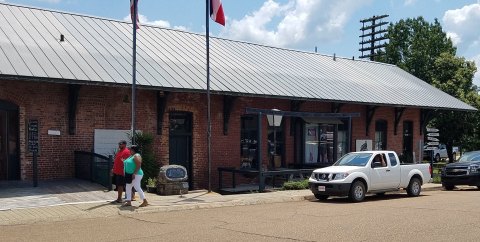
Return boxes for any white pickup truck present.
[308,151,432,202]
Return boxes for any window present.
[240,116,258,169]
[375,120,387,150]
[388,153,398,166]
[267,120,284,168]
[337,121,348,159]
[304,123,335,164]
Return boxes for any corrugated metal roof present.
[0,3,475,111]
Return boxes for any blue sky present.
[2,0,480,85]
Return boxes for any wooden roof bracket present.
[394,107,406,135]
[365,105,377,136]
[223,95,237,135]
[157,91,169,135]
[68,84,81,135]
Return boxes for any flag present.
[210,0,225,26]
[130,0,140,29]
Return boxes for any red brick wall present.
[1,79,424,189]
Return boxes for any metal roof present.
[0,3,475,111]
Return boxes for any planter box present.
[146,186,157,193]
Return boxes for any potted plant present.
[146,177,157,193]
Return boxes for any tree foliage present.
[377,17,479,162]
[132,132,159,187]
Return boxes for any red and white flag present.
[130,0,140,29]
[210,0,225,26]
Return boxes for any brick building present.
[0,3,475,190]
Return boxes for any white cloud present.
[404,0,416,6]
[443,4,480,50]
[443,3,480,86]
[123,14,187,31]
[220,0,371,49]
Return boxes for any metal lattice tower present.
[359,15,389,61]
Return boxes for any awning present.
[302,117,344,125]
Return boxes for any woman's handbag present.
[125,173,133,184]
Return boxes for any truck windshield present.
[333,153,372,167]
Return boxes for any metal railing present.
[74,151,113,190]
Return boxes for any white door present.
[383,153,401,188]
[369,153,396,190]
[369,166,389,190]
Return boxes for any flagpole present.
[131,0,138,145]
[206,0,212,193]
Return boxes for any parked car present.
[308,151,432,202]
[441,150,480,190]
[424,144,459,162]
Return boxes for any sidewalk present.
[0,181,443,226]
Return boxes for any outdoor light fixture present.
[267,109,283,160]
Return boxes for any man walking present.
[111,140,131,203]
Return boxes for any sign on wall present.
[28,119,39,153]
[356,139,372,152]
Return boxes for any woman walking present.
[123,145,148,207]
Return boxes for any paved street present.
[1,187,479,242]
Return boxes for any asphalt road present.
[1,188,479,242]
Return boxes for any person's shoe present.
[139,200,149,207]
[110,199,122,204]
[122,202,132,207]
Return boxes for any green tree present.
[378,17,456,84]
[377,17,478,162]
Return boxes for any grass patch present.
[282,179,309,190]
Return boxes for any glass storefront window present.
[267,120,284,168]
[240,116,258,169]
[375,120,387,150]
[304,123,335,164]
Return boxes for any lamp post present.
[267,109,283,167]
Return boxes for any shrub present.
[283,179,309,190]
[132,132,159,188]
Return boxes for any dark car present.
[441,151,480,190]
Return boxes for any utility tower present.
[359,15,389,61]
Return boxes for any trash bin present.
[157,165,188,195]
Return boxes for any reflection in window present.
[337,122,348,159]
[375,120,387,150]
[305,124,334,164]
[240,116,258,169]
[267,120,284,168]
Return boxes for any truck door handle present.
[386,169,391,172]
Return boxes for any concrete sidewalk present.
[0,182,443,226]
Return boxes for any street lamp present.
[267,109,283,167]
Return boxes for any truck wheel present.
[314,194,329,200]
[349,181,365,202]
[407,177,421,196]
[435,154,440,163]
[444,184,455,190]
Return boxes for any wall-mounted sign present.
[427,142,439,146]
[356,140,372,151]
[426,127,439,132]
[28,120,39,153]
[427,137,439,142]
[47,130,61,136]
[426,133,440,137]
[424,146,437,151]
